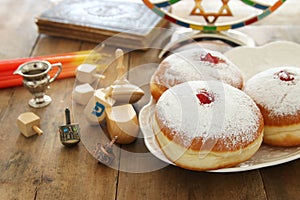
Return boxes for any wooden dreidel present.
[76,64,105,84]
[92,87,116,123]
[94,136,118,165]
[109,49,144,104]
[110,84,145,104]
[83,97,100,125]
[73,83,94,105]
[105,104,139,144]
[114,48,127,85]
[17,112,43,137]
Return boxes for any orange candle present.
[0,50,91,72]
[0,49,110,89]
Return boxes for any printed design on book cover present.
[39,0,163,35]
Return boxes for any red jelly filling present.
[196,90,214,105]
[201,53,225,64]
[274,70,294,81]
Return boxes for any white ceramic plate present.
[140,98,300,172]
[139,41,300,172]
[224,40,300,80]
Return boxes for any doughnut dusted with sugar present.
[150,48,244,101]
[244,66,300,147]
[154,81,264,171]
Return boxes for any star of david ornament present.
[190,0,233,24]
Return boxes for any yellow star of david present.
[190,0,233,24]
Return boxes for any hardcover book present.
[36,0,169,49]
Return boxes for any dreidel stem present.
[32,125,43,135]
[65,108,71,125]
[104,86,113,99]
[115,49,125,80]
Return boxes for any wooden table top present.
[1,1,300,199]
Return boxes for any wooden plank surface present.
[261,161,300,200]
[1,0,300,200]
[0,1,118,199]
[0,38,119,200]
[0,0,51,59]
[117,167,266,200]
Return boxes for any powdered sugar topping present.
[154,49,243,89]
[244,66,300,116]
[155,81,261,150]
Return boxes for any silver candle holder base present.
[29,95,52,108]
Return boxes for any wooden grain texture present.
[0,56,118,200]
[0,1,48,199]
[0,0,51,59]
[117,167,267,200]
[0,1,118,199]
[261,160,300,200]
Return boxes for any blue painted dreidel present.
[84,97,104,125]
[93,87,116,120]
[83,86,116,125]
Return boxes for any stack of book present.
[36,0,169,49]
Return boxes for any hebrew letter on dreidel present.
[92,87,116,122]
[84,97,106,125]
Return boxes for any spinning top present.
[92,87,116,123]
[76,64,105,84]
[105,49,144,104]
[58,108,80,147]
[17,112,43,137]
[73,83,94,105]
[115,48,126,83]
[94,136,118,165]
[105,104,139,144]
